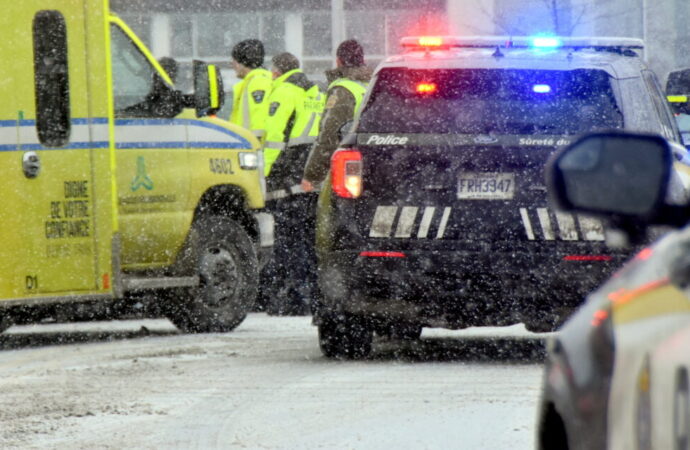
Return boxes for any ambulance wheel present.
[168,216,258,333]
[0,315,13,334]
[318,314,373,359]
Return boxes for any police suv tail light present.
[331,149,362,198]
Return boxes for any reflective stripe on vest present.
[266,183,310,201]
[236,69,271,131]
[264,141,286,151]
[327,78,367,116]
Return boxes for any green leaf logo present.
[130,156,154,191]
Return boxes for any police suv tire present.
[169,216,258,333]
[378,323,422,341]
[318,315,373,359]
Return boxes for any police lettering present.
[366,135,409,145]
[518,137,555,146]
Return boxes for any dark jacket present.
[302,65,373,184]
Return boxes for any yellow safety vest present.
[229,67,272,139]
[263,70,325,175]
[328,78,368,116]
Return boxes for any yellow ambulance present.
[0,0,270,333]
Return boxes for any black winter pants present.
[265,192,318,314]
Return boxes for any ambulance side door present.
[0,5,115,299]
[109,22,191,268]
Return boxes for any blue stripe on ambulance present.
[0,118,252,151]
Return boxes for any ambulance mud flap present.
[253,212,274,269]
[111,232,124,298]
[254,212,275,248]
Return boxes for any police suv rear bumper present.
[317,249,620,328]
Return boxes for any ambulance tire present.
[168,216,258,333]
[0,315,12,334]
[318,314,373,359]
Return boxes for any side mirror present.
[337,120,354,142]
[547,131,674,224]
[193,61,224,118]
[666,68,690,114]
[667,95,690,115]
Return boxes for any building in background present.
[449,0,690,83]
[112,0,690,93]
[111,0,445,92]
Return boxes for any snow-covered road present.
[0,314,545,449]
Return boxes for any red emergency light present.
[401,36,453,51]
[418,36,444,47]
[562,255,612,262]
[416,82,437,94]
[360,251,406,258]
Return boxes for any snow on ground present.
[0,314,545,449]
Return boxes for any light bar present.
[533,84,552,93]
[400,35,644,51]
[530,36,562,48]
[418,36,444,47]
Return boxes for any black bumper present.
[317,249,620,328]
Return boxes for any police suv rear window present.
[358,68,623,135]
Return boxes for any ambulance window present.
[110,24,157,113]
[33,11,70,147]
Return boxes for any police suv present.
[314,35,683,358]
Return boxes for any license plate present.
[457,172,515,200]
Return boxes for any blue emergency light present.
[530,36,562,49]
[533,84,552,93]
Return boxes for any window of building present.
[262,13,286,56]
[33,10,70,147]
[189,13,285,60]
[345,11,386,56]
[170,15,194,58]
[119,14,152,48]
[303,12,331,57]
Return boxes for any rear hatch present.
[342,67,624,255]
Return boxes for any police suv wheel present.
[168,216,258,333]
[318,315,373,359]
[378,323,422,341]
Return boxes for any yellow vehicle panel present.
[0,0,116,300]
[109,18,263,269]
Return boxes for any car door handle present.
[22,151,41,179]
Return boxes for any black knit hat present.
[336,39,364,67]
[232,39,265,69]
